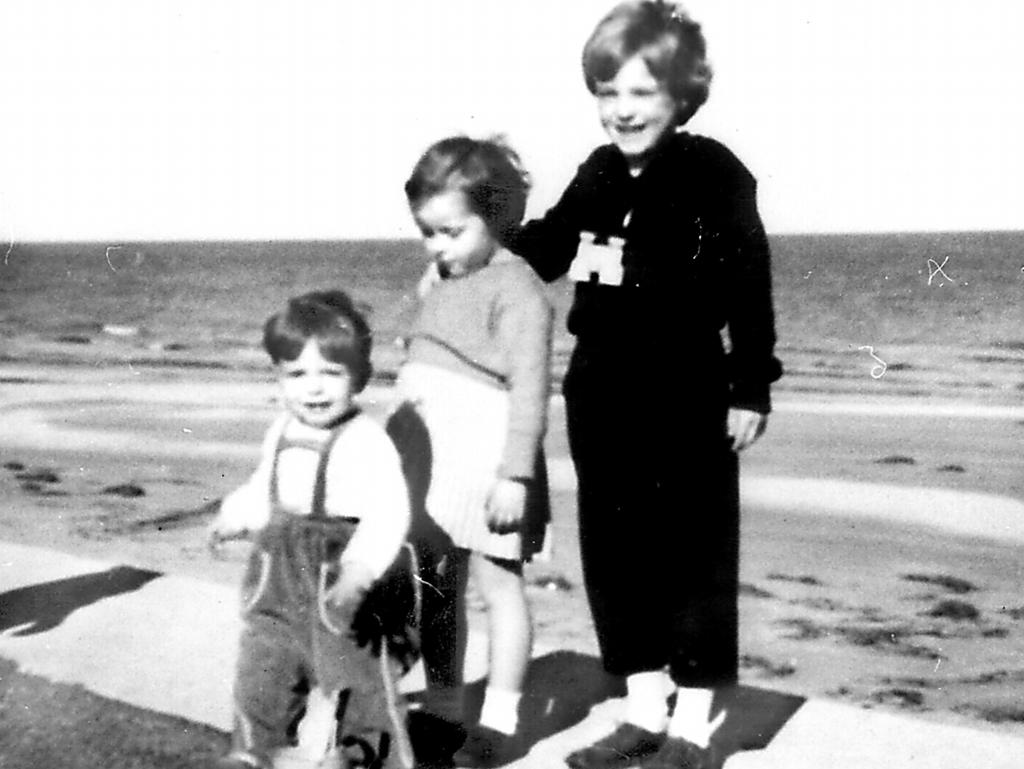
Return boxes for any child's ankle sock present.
[667,687,723,748]
[478,686,522,735]
[624,670,670,733]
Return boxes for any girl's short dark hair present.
[582,1,712,125]
[262,290,373,391]
[404,136,530,243]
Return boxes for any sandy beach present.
[2,350,1023,744]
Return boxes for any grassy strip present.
[0,657,228,769]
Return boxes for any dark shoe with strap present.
[565,723,666,769]
[451,723,527,768]
[638,736,721,769]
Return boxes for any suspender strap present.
[268,409,361,518]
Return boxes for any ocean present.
[2,232,1023,401]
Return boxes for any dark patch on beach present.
[875,454,917,465]
[15,469,60,484]
[902,573,977,594]
[993,339,1024,352]
[775,617,828,641]
[120,498,221,533]
[54,334,93,345]
[777,616,944,659]
[101,483,146,498]
[869,687,925,709]
[739,654,796,679]
[161,342,190,351]
[885,362,912,372]
[766,573,823,586]
[836,625,943,659]
[970,353,1024,365]
[924,599,980,622]
[739,582,775,599]
[952,670,1024,686]
[0,376,45,384]
[998,606,1024,620]
[880,676,935,689]
[935,463,966,473]
[20,482,69,497]
[955,704,1024,724]
[3,461,27,471]
[982,626,1010,638]
[116,356,235,371]
[790,596,849,612]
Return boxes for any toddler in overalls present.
[208,290,419,769]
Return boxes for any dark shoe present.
[638,736,720,769]
[565,723,666,769]
[452,723,527,768]
[409,709,466,767]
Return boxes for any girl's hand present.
[485,478,527,533]
[325,562,376,612]
[417,261,442,297]
[728,408,768,452]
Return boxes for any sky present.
[1,0,1023,242]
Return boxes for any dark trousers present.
[565,360,740,689]
[230,516,415,769]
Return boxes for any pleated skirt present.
[393,362,547,561]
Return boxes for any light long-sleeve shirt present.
[218,411,410,580]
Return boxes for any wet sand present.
[2,360,1024,738]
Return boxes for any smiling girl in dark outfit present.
[508,3,782,768]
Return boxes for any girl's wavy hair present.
[582,1,713,126]
[262,290,373,392]
[404,136,530,244]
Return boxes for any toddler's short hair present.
[404,136,530,243]
[262,290,373,391]
[582,1,712,125]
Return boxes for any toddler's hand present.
[325,562,376,613]
[485,478,527,534]
[206,517,247,557]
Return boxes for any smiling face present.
[595,53,680,173]
[412,190,500,279]
[277,339,355,429]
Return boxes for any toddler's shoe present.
[565,723,665,769]
[451,723,527,768]
[637,736,721,769]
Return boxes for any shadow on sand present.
[410,650,804,764]
[0,566,162,636]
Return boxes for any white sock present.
[624,670,670,733]
[667,687,725,748]
[478,686,522,735]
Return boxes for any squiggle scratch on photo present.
[859,345,887,379]
[927,256,956,286]
[106,245,122,272]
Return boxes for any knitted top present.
[509,131,782,413]
[217,411,410,580]
[405,250,553,479]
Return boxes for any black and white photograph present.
[1,1,1022,767]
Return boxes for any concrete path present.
[3,540,1023,768]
